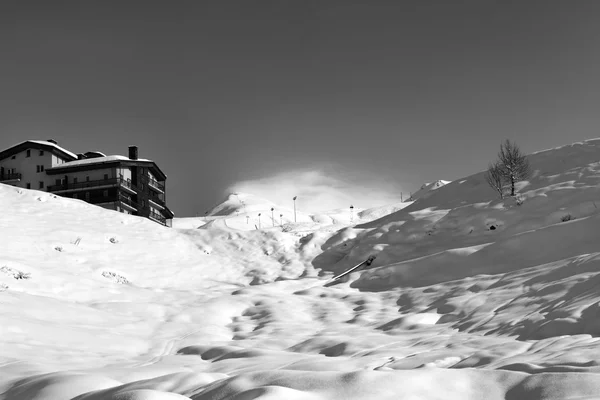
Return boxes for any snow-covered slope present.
[174,192,412,231]
[174,192,313,231]
[317,138,600,337]
[3,139,600,400]
[206,193,280,217]
[408,179,451,201]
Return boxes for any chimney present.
[128,146,138,160]
[47,139,58,144]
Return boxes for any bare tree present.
[485,161,506,199]
[497,139,531,196]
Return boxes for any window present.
[141,200,145,208]
[103,190,108,197]
[11,155,15,159]
[39,150,44,156]
[86,176,90,182]
[26,183,31,189]
[36,165,44,173]
[85,192,90,201]
[73,193,78,199]
[26,150,31,157]
[73,177,78,184]
[36,165,40,173]
[104,174,108,180]
[55,179,61,185]
[40,165,44,172]
[39,181,44,189]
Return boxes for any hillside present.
[2,139,600,399]
[408,179,451,201]
[174,191,412,231]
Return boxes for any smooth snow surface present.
[3,138,600,399]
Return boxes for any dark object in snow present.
[102,271,129,284]
[324,255,377,287]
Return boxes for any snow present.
[408,179,451,201]
[173,192,412,231]
[50,155,153,169]
[3,140,79,159]
[3,138,600,399]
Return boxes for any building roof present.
[0,140,78,161]
[48,155,167,180]
[55,155,152,167]
[1,140,168,180]
[84,151,107,158]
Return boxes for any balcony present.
[92,193,139,211]
[47,177,137,194]
[148,193,166,209]
[0,173,22,182]
[117,193,139,210]
[149,211,166,225]
[144,176,165,192]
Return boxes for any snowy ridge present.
[175,191,412,231]
[408,179,451,201]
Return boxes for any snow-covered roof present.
[84,151,107,157]
[51,155,152,168]
[0,140,78,160]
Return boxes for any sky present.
[1,1,600,217]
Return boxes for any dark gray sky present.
[2,1,600,216]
